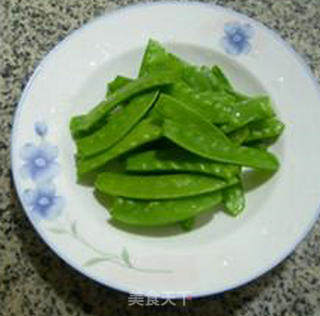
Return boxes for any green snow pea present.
[155,94,231,143]
[211,65,233,91]
[179,217,195,231]
[245,118,285,142]
[106,76,133,97]
[70,72,175,138]
[109,191,223,226]
[155,95,278,170]
[139,39,184,77]
[223,182,245,216]
[228,126,250,145]
[248,136,280,150]
[139,39,221,92]
[167,84,263,127]
[77,119,162,177]
[164,119,279,170]
[220,96,274,133]
[210,66,250,102]
[139,40,251,101]
[168,82,235,124]
[95,172,238,200]
[76,91,159,158]
[126,149,240,179]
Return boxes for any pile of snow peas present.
[70,39,284,230]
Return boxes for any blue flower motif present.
[22,182,64,220]
[221,22,254,55]
[20,142,59,182]
[35,121,48,137]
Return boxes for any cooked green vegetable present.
[220,96,274,133]
[126,149,240,179]
[155,94,230,143]
[249,136,280,150]
[139,39,224,92]
[245,118,285,142]
[223,183,245,216]
[179,217,195,231]
[168,82,235,124]
[154,94,279,170]
[76,91,159,158]
[96,172,238,199]
[110,192,222,226]
[70,72,175,138]
[77,119,162,177]
[211,65,233,91]
[228,126,250,145]
[70,39,284,230]
[164,119,279,171]
[107,76,133,96]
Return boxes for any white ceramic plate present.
[11,2,320,299]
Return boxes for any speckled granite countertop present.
[1,0,320,315]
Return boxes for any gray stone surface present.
[1,0,320,315]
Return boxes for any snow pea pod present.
[168,82,235,124]
[162,119,279,171]
[109,191,223,226]
[76,91,159,158]
[70,72,175,138]
[106,76,133,97]
[221,96,274,133]
[211,65,233,91]
[223,183,245,216]
[168,84,265,128]
[155,94,231,143]
[156,95,279,171]
[139,39,220,92]
[245,118,285,142]
[248,136,280,150]
[179,217,195,231]
[228,126,250,145]
[211,66,250,102]
[126,149,240,179]
[95,172,238,200]
[77,119,162,177]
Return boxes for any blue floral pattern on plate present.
[22,182,64,220]
[221,22,253,55]
[20,142,59,182]
[34,120,48,137]
[20,121,63,220]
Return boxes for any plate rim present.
[10,1,320,299]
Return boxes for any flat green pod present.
[248,136,280,150]
[109,191,223,226]
[167,84,266,128]
[179,217,195,231]
[221,96,274,133]
[168,82,236,124]
[228,126,250,145]
[155,94,230,143]
[211,65,233,91]
[139,39,221,92]
[70,72,175,138]
[211,66,250,102]
[95,172,238,200]
[163,119,279,171]
[106,76,133,97]
[76,91,159,158]
[246,118,285,142]
[155,94,278,170]
[77,119,162,177]
[223,183,245,216]
[126,149,240,179]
